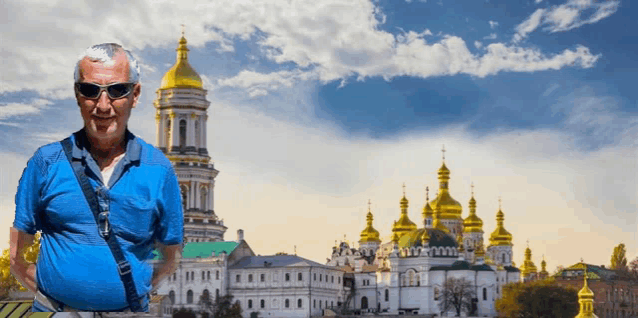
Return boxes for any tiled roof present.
[554,262,616,280]
[504,265,520,272]
[229,255,339,270]
[152,241,238,260]
[430,261,495,272]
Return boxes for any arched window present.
[200,187,207,211]
[285,273,290,281]
[207,271,210,280]
[187,290,193,304]
[261,299,265,308]
[298,299,302,308]
[173,273,176,281]
[179,119,186,149]
[216,270,220,280]
[298,273,303,281]
[202,271,205,281]
[215,289,219,300]
[385,289,389,302]
[186,272,189,281]
[361,296,368,309]
[195,119,200,148]
[408,270,415,286]
[261,273,265,282]
[502,254,506,263]
[180,185,188,211]
[249,274,253,282]
[203,289,210,301]
[248,299,253,309]
[169,291,175,305]
[165,118,171,148]
[483,288,487,301]
[285,299,290,308]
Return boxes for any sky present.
[1,0,636,273]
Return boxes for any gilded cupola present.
[359,200,381,243]
[540,255,549,276]
[520,243,538,278]
[575,268,598,318]
[463,183,484,233]
[432,199,450,233]
[422,186,434,222]
[488,199,513,246]
[160,31,203,89]
[392,184,417,238]
[429,147,463,220]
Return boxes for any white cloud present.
[215,69,317,97]
[536,0,543,3]
[514,0,619,42]
[483,33,498,40]
[474,41,483,49]
[2,0,603,99]
[489,20,499,29]
[0,99,53,121]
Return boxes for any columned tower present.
[155,31,226,243]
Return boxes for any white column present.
[210,181,214,211]
[194,181,200,210]
[187,113,196,148]
[202,115,208,150]
[155,112,162,147]
[169,113,178,149]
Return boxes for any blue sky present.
[1,0,636,270]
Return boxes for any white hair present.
[74,43,141,83]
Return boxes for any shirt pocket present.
[112,195,158,245]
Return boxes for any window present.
[207,271,210,281]
[285,299,290,308]
[202,271,205,281]
[331,276,334,283]
[169,291,175,305]
[201,188,207,211]
[216,289,219,300]
[187,290,193,304]
[186,273,189,281]
[216,270,220,280]
[236,274,241,283]
[314,299,316,308]
[180,185,187,212]
[314,273,317,281]
[285,273,290,281]
[261,299,265,308]
[248,299,253,309]
[338,277,341,284]
[298,273,303,281]
[483,288,487,301]
[434,287,439,300]
[179,119,186,149]
[195,119,200,148]
[261,274,265,282]
[385,289,389,302]
[409,271,415,286]
[191,271,194,280]
[502,254,506,263]
[361,296,368,309]
[249,274,253,282]
[320,274,322,282]
[298,299,302,308]
[173,273,176,281]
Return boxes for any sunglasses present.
[75,82,135,99]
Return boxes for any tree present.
[0,233,41,299]
[610,243,628,272]
[437,277,476,317]
[172,307,197,318]
[496,279,578,318]
[199,292,242,318]
[629,257,638,279]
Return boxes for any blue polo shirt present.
[13,128,183,311]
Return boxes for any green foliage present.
[610,243,628,272]
[496,279,578,318]
[172,307,197,318]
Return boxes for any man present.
[9,43,183,313]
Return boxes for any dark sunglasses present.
[75,82,135,99]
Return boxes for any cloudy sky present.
[1,0,636,272]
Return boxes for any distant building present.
[553,262,638,318]
[326,160,521,316]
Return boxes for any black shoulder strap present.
[60,137,144,312]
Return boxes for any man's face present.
[76,51,141,146]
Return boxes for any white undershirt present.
[101,152,126,188]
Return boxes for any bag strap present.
[60,137,144,312]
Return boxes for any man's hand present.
[9,227,37,293]
[151,243,181,293]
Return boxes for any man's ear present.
[131,83,141,108]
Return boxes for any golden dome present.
[360,202,381,243]
[489,209,513,246]
[391,232,400,244]
[540,256,549,276]
[160,35,203,89]
[463,192,484,233]
[578,273,594,298]
[520,246,538,277]
[392,189,417,237]
[432,201,450,233]
[422,186,434,219]
[575,268,598,318]
[397,228,456,249]
[430,162,463,220]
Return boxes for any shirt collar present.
[71,128,142,163]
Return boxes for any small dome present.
[360,211,381,243]
[398,228,457,249]
[160,36,203,89]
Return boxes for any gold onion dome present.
[521,245,538,276]
[575,268,597,318]
[432,201,450,233]
[540,256,549,275]
[392,185,417,237]
[430,162,463,220]
[463,186,484,233]
[160,34,203,89]
[422,187,434,219]
[359,201,381,243]
[489,206,513,246]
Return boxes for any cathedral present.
[326,159,521,316]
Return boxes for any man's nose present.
[95,90,113,112]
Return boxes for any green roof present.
[152,241,238,260]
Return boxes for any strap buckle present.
[118,260,132,276]
[98,211,110,238]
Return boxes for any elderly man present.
[9,43,183,313]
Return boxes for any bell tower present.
[154,29,226,243]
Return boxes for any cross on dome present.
[442,144,446,161]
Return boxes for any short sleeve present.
[155,166,183,245]
[13,150,47,235]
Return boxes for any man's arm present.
[151,243,181,293]
[9,227,37,293]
